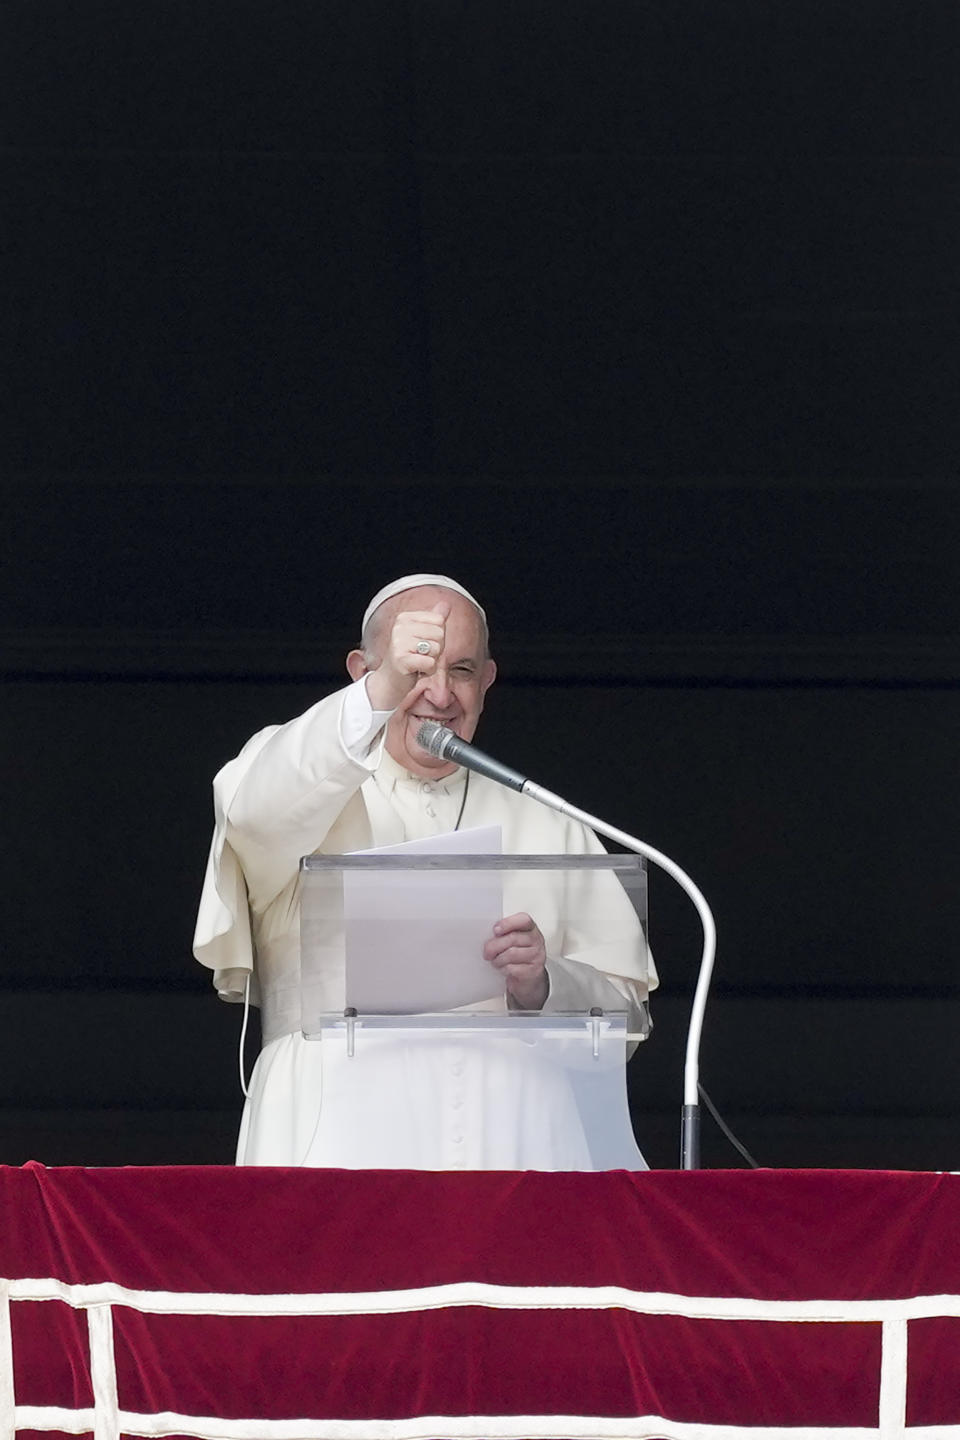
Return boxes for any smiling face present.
[365,585,496,778]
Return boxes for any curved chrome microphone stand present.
[416,721,717,1169]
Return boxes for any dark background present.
[2,0,958,1170]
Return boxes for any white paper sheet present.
[343,826,504,1013]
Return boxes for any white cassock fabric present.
[194,679,657,1169]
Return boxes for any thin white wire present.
[238,974,251,1098]
[296,1086,326,1168]
[235,968,321,1162]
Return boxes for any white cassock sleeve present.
[542,954,651,1031]
[192,678,392,997]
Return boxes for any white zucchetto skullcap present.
[361,574,487,633]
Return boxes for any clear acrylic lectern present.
[299,854,650,1171]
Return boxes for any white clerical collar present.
[376,745,465,795]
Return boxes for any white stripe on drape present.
[7,1276,960,1324]
[5,1407,913,1440]
[9,1278,960,1440]
[0,1281,15,1440]
[89,1304,119,1440]
[878,1316,908,1440]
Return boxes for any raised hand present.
[364,599,451,711]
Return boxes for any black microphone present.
[416,721,529,793]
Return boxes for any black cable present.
[698,1083,761,1169]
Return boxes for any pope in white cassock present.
[193,574,658,1168]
